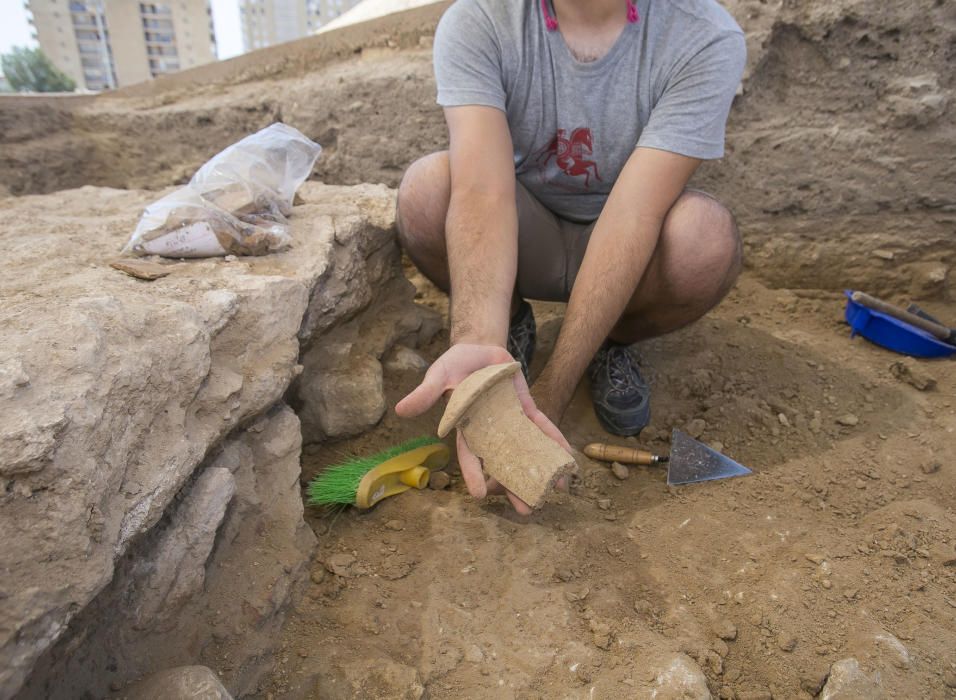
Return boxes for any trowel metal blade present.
[667,429,752,486]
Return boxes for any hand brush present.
[307,436,450,509]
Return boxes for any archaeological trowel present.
[665,429,752,486]
[582,431,752,485]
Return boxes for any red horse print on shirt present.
[533,128,603,189]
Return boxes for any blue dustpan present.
[844,291,956,358]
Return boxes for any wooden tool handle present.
[583,443,659,466]
[851,292,953,342]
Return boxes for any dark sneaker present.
[588,341,651,436]
[507,300,536,381]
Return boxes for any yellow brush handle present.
[355,443,450,509]
[399,466,429,489]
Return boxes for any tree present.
[1,47,76,93]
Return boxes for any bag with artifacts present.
[122,122,322,258]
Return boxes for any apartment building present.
[240,0,356,52]
[27,0,217,91]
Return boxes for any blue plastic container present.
[844,291,956,358]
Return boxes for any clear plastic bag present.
[123,123,322,258]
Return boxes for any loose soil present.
[263,272,956,699]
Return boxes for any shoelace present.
[600,345,643,393]
[509,305,533,344]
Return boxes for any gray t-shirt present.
[434,0,746,222]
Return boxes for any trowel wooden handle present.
[583,443,662,466]
[851,292,954,343]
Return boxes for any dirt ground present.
[2,0,953,697]
[263,267,955,699]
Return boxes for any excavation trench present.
[3,176,953,699]
[3,0,955,694]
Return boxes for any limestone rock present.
[820,658,884,700]
[131,467,237,632]
[0,182,410,698]
[18,405,315,700]
[384,344,429,373]
[126,666,233,700]
[650,653,712,700]
[299,352,386,439]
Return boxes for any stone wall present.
[0,182,437,698]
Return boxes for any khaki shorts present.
[515,182,596,302]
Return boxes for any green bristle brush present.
[307,436,450,509]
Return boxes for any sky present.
[0,0,245,60]
[0,0,35,56]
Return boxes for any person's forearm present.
[534,207,662,419]
[446,188,518,347]
[532,149,699,421]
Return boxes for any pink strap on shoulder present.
[541,0,639,32]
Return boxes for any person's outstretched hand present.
[395,343,572,515]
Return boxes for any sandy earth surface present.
[266,272,955,699]
[2,0,953,697]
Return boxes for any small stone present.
[428,471,451,490]
[809,411,823,433]
[943,669,956,689]
[325,552,356,577]
[778,633,798,652]
[464,644,484,663]
[822,579,832,589]
[611,462,630,480]
[566,587,590,602]
[800,667,830,696]
[714,619,738,641]
[384,345,430,373]
[855,479,866,489]
[310,569,326,585]
[872,249,895,260]
[710,441,725,453]
[820,658,882,699]
[703,650,723,675]
[889,360,937,391]
[686,418,707,439]
[777,413,790,427]
[805,553,826,565]
[920,461,941,475]
[874,632,910,669]
[380,553,414,581]
[384,519,405,531]
[224,254,238,262]
[836,414,859,427]
[591,622,613,650]
[652,654,710,698]
[556,568,573,582]
[718,688,735,700]
[125,666,232,699]
[597,498,612,511]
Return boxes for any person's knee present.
[396,151,450,255]
[666,191,742,295]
